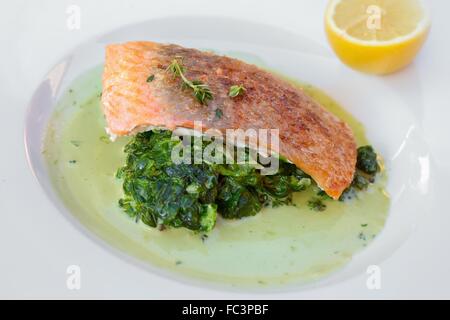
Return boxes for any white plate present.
[25,16,434,292]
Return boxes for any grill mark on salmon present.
[101,41,357,199]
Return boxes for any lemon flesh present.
[325,0,430,74]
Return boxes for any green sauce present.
[43,65,390,288]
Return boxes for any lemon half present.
[325,0,431,75]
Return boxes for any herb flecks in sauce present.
[358,232,367,241]
[70,140,81,147]
[307,198,327,212]
[99,136,111,144]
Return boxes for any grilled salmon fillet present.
[101,41,357,199]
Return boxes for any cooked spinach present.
[356,145,379,174]
[117,131,219,232]
[340,146,380,201]
[117,130,380,232]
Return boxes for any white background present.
[1,0,449,299]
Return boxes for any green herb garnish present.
[229,84,246,98]
[214,108,223,119]
[146,74,155,82]
[167,59,213,105]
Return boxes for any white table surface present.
[1,0,449,299]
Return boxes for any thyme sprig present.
[167,58,213,105]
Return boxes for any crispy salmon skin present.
[101,41,357,199]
